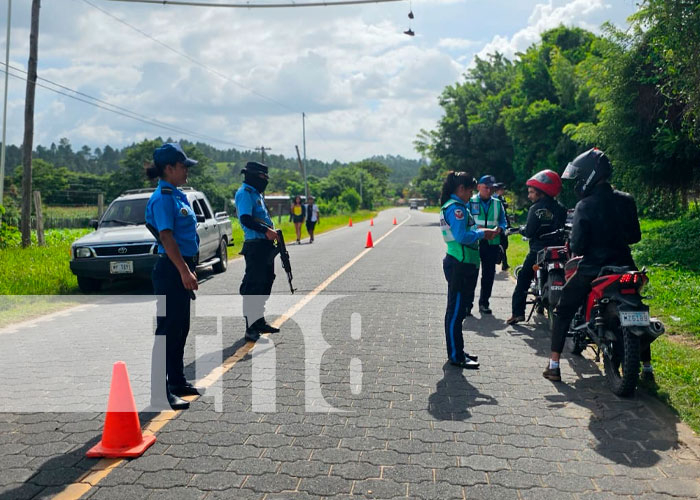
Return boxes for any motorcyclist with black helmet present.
[543,148,653,382]
[506,170,567,325]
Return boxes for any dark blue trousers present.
[478,241,501,308]
[512,251,537,317]
[443,255,478,363]
[152,256,193,395]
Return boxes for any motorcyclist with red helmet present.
[543,148,653,382]
[506,170,567,325]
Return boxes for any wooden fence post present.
[97,192,105,218]
[33,190,44,246]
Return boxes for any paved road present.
[1,208,699,499]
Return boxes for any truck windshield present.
[101,199,148,227]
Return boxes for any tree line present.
[414,1,700,216]
[0,138,425,222]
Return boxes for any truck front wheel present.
[77,276,102,293]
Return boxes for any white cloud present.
[438,38,482,50]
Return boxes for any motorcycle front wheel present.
[603,327,640,397]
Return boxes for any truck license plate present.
[110,261,133,274]
[620,311,649,326]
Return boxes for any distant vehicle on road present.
[408,197,426,210]
[70,187,233,293]
[409,200,418,210]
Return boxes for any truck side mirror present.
[196,215,206,224]
[90,219,99,229]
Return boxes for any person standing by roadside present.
[440,172,500,369]
[289,195,306,244]
[235,161,281,342]
[306,196,320,243]
[492,182,512,271]
[145,143,200,410]
[469,175,507,315]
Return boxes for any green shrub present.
[633,215,700,272]
[340,188,361,212]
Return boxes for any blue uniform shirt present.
[235,182,273,240]
[445,194,484,245]
[145,180,199,257]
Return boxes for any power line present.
[0,63,256,148]
[107,0,404,8]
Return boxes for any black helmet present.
[562,148,612,198]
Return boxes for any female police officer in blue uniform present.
[145,143,200,410]
[440,172,499,369]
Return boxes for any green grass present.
[43,205,99,219]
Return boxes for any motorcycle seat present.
[599,265,632,276]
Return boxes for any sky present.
[0,0,640,163]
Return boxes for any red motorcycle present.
[565,254,665,397]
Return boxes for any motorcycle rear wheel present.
[603,328,640,397]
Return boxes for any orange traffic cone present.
[365,231,374,248]
[392,217,397,225]
[87,362,156,458]
[348,217,353,227]
[370,219,374,226]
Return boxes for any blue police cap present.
[241,161,269,176]
[478,175,496,186]
[153,143,198,168]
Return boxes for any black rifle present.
[145,223,196,300]
[254,218,296,294]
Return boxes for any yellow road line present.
[55,214,410,499]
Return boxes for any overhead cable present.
[107,0,404,8]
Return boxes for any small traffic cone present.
[392,217,397,225]
[365,231,374,248]
[370,219,374,226]
[348,217,353,227]
[87,362,156,458]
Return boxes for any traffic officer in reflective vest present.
[470,175,507,315]
[440,172,500,368]
[145,143,200,410]
[235,161,280,342]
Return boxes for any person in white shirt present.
[305,196,321,243]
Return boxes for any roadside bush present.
[317,199,337,216]
[633,215,700,272]
[340,188,361,212]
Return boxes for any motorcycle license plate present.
[620,311,649,326]
[110,261,133,274]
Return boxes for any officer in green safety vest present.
[470,175,507,315]
[440,172,500,369]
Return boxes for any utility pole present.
[295,145,309,201]
[255,146,271,164]
[0,0,11,219]
[21,0,40,247]
[302,112,308,192]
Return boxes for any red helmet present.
[526,169,562,197]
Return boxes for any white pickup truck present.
[69,187,233,292]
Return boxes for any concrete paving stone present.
[432,420,474,433]
[261,413,305,425]
[409,481,464,500]
[200,432,246,446]
[481,444,532,460]
[594,475,651,495]
[519,424,564,438]
[358,449,410,466]
[412,429,455,444]
[266,446,313,462]
[606,464,665,479]
[88,484,151,500]
[279,460,329,478]
[500,434,546,449]
[518,487,566,500]
[440,442,480,457]
[409,452,457,469]
[96,467,144,487]
[211,444,261,460]
[162,443,216,459]
[233,422,279,436]
[340,436,387,452]
[241,472,298,493]
[21,441,75,457]
[460,455,509,472]
[155,431,203,445]
[353,416,390,428]
[331,462,381,480]
[19,431,70,446]
[17,422,63,433]
[382,465,433,483]
[0,482,45,500]
[60,420,105,433]
[128,454,181,472]
[0,454,33,469]
[454,431,501,446]
[488,469,544,489]
[277,423,323,437]
[463,484,520,500]
[0,468,37,485]
[365,427,410,440]
[509,457,567,476]
[298,476,353,496]
[226,457,279,476]
[541,473,595,492]
[386,439,432,454]
[323,424,364,439]
[353,479,407,499]
[146,486,207,500]
[246,433,294,448]
[543,437,588,450]
[579,493,640,500]
[293,435,341,449]
[135,470,191,488]
[176,456,230,474]
[650,478,700,497]
[188,471,245,491]
[436,467,488,486]
[265,493,317,500]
